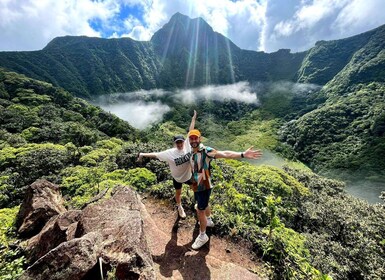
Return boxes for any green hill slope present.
[0,37,161,98]
[281,25,385,180]
[296,27,377,85]
[0,13,306,98]
[0,68,137,207]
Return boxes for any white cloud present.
[94,82,258,129]
[101,101,170,129]
[176,82,258,104]
[0,0,384,53]
[0,0,119,51]
[263,0,385,52]
[264,81,321,95]
[334,0,385,33]
[95,81,319,129]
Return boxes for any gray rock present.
[25,210,82,263]
[22,186,155,280]
[16,179,67,238]
[20,232,101,280]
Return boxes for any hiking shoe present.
[192,234,209,250]
[206,218,214,227]
[198,218,214,227]
[178,206,186,218]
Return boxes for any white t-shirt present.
[155,139,192,183]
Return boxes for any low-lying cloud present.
[249,149,289,169]
[100,101,170,129]
[95,81,321,129]
[95,82,259,129]
[177,82,259,104]
[251,81,321,96]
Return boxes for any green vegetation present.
[0,207,26,280]
[1,16,385,279]
[281,82,385,181]
[0,13,306,98]
[0,68,137,207]
[285,167,385,279]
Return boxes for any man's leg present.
[175,188,182,206]
[197,209,207,233]
[205,206,211,218]
[194,198,214,227]
[205,206,214,227]
[173,179,186,218]
[192,189,211,249]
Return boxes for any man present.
[137,111,197,218]
[188,129,262,250]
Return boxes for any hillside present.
[0,37,161,98]
[0,68,137,207]
[0,69,384,279]
[1,13,306,98]
[280,24,385,180]
[1,12,385,280]
[1,14,383,100]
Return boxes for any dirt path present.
[141,196,267,280]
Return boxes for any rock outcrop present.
[18,182,156,280]
[25,210,82,262]
[17,179,263,279]
[16,179,66,238]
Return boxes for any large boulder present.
[25,210,82,263]
[20,232,102,280]
[21,186,156,280]
[16,179,66,237]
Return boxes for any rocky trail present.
[142,196,266,280]
[16,180,266,280]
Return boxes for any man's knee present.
[197,207,206,212]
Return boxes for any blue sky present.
[0,0,384,52]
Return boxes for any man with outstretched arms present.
[137,111,197,218]
[188,129,262,249]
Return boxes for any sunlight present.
[204,39,210,84]
[185,18,200,87]
[224,37,235,83]
[159,19,176,65]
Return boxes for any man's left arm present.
[214,146,263,160]
[189,110,197,131]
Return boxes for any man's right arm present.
[137,152,158,162]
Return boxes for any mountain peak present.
[150,12,226,57]
[154,12,214,39]
[168,12,211,28]
[169,12,190,21]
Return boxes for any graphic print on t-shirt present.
[154,137,192,183]
[174,152,192,166]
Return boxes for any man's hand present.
[244,146,262,159]
[136,153,143,163]
[193,110,197,119]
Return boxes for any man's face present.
[175,140,184,150]
[189,135,200,148]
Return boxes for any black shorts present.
[172,178,193,190]
[194,189,212,210]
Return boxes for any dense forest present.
[1,67,384,279]
[1,13,385,280]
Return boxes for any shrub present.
[0,207,26,279]
[127,168,156,191]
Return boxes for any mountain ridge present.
[0,13,384,100]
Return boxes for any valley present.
[1,12,384,280]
